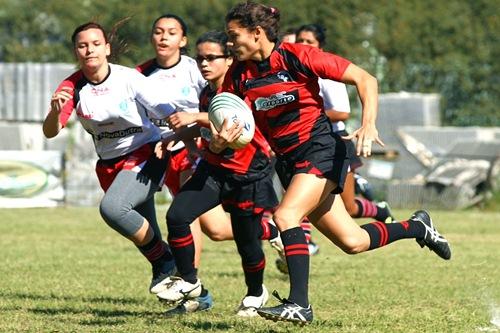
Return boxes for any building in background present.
[1,63,499,208]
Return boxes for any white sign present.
[0,151,64,207]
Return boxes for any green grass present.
[0,207,499,333]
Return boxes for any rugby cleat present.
[257,290,313,325]
[268,223,288,275]
[236,285,269,317]
[354,173,375,201]
[156,277,202,304]
[411,210,451,260]
[376,201,395,224]
[164,289,213,316]
[150,256,177,294]
[308,240,320,256]
[275,257,288,274]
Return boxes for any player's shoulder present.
[61,69,84,85]
[180,55,198,67]
[110,63,144,79]
[277,41,317,56]
[136,58,156,73]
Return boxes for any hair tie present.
[270,7,277,14]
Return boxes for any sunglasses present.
[195,54,227,63]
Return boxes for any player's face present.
[226,20,259,61]
[296,31,320,48]
[73,28,110,71]
[282,33,296,43]
[196,42,232,85]
[151,17,187,60]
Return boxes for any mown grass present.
[0,207,499,332]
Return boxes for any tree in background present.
[0,0,497,126]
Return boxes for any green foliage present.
[0,0,498,126]
[0,207,499,332]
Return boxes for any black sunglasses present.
[195,54,227,63]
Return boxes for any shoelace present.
[426,226,445,242]
[271,290,294,305]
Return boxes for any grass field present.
[0,207,499,333]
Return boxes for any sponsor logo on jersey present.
[90,86,110,96]
[76,106,93,119]
[95,127,143,140]
[276,71,292,82]
[181,86,191,96]
[255,91,297,111]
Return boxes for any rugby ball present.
[208,92,255,149]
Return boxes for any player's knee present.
[99,196,128,224]
[166,205,190,230]
[337,237,366,255]
[272,208,301,231]
[204,229,227,242]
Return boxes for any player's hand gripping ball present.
[208,92,255,149]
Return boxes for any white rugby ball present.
[208,92,255,149]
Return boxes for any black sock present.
[281,227,309,307]
[137,232,173,265]
[242,258,265,296]
[167,229,197,283]
[361,219,426,250]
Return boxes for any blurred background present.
[0,0,498,209]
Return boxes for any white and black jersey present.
[55,63,177,160]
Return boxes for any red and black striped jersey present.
[199,85,272,179]
[221,42,351,155]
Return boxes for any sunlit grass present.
[0,207,499,332]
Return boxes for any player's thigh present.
[275,173,336,228]
[199,205,233,241]
[340,172,357,213]
[309,194,369,253]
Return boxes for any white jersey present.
[137,55,206,150]
[56,64,177,160]
[319,78,351,132]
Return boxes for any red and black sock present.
[281,227,309,307]
[354,197,390,222]
[300,217,312,244]
[360,219,426,250]
[167,229,197,283]
[137,232,173,265]
[242,258,265,297]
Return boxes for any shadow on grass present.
[1,290,163,328]
[0,290,142,305]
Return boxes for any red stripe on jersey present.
[221,42,351,155]
[53,70,85,126]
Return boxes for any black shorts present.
[275,133,349,194]
[180,160,279,217]
[336,130,363,171]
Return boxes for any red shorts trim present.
[95,144,154,192]
[164,148,195,196]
